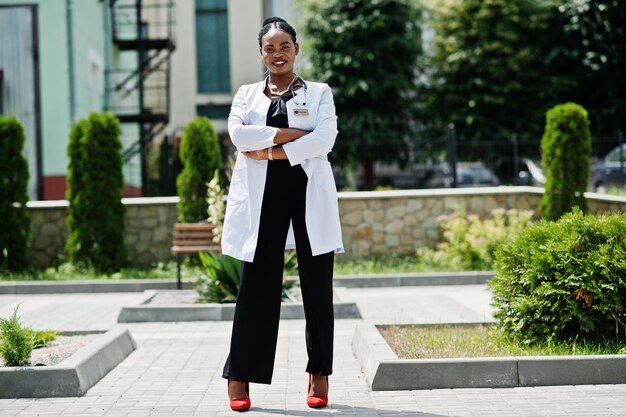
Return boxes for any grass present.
[378,324,626,359]
[333,253,436,275]
[0,261,205,281]
[2,253,442,281]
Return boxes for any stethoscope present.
[264,73,308,107]
[292,75,308,107]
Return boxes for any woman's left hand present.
[243,149,268,160]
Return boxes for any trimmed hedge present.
[176,117,221,223]
[490,209,626,344]
[0,116,31,271]
[539,103,591,220]
[66,112,126,273]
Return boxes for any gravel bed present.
[0,333,100,367]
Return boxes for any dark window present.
[195,0,230,93]
[197,104,230,120]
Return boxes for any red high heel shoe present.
[306,373,329,408]
[228,380,251,412]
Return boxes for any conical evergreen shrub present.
[539,103,591,220]
[177,117,221,222]
[66,112,126,273]
[0,116,31,271]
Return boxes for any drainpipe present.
[103,0,110,110]
[0,69,4,114]
[66,0,76,122]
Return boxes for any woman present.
[220,17,343,412]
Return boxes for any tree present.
[177,117,221,222]
[554,0,626,138]
[425,0,556,156]
[300,0,422,189]
[0,116,31,271]
[539,103,591,220]
[66,112,126,273]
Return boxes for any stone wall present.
[338,187,626,257]
[30,201,69,268]
[28,197,178,268]
[27,188,626,267]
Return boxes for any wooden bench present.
[171,223,221,289]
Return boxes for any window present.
[196,0,230,93]
[606,145,626,164]
[197,104,230,120]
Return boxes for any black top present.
[266,95,292,128]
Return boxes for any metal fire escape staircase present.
[107,0,175,195]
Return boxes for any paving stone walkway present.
[0,292,147,331]
[0,285,625,416]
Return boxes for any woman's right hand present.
[274,128,310,145]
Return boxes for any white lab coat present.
[221,79,344,262]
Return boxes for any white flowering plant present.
[206,169,225,243]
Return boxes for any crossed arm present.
[243,128,309,160]
[228,84,338,164]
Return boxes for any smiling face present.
[260,27,299,76]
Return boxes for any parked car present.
[424,162,499,188]
[494,157,546,186]
[457,163,500,187]
[590,144,626,193]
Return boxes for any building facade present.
[0,0,107,200]
[0,0,297,200]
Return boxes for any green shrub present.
[0,116,31,272]
[66,112,126,274]
[0,306,34,366]
[195,252,299,303]
[32,330,58,349]
[283,251,298,277]
[195,252,241,303]
[539,103,591,220]
[177,117,221,223]
[417,208,534,271]
[491,209,626,344]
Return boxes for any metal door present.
[0,6,41,200]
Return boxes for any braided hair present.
[258,17,297,46]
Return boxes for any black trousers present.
[222,160,335,384]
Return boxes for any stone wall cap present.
[26,196,181,208]
[337,187,626,203]
[338,186,544,200]
[25,189,626,205]
[121,196,179,205]
[583,191,626,203]
[27,200,69,209]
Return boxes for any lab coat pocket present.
[305,159,342,255]
[287,100,316,131]
[288,113,314,131]
[319,160,338,192]
[227,163,249,206]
